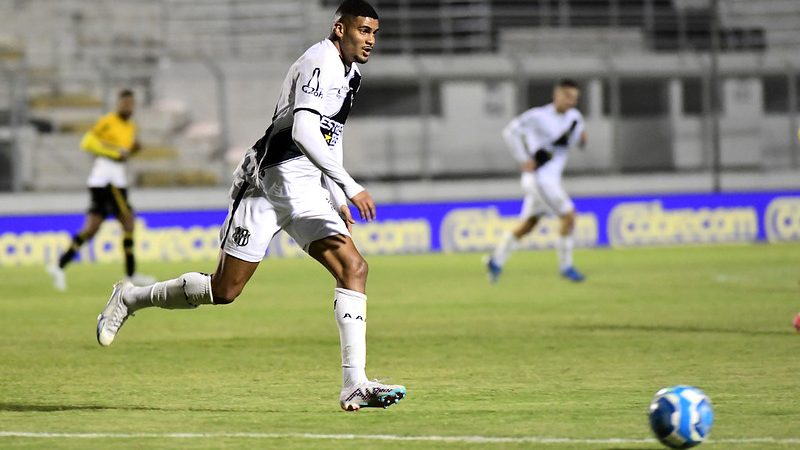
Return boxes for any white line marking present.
[1,431,799,445]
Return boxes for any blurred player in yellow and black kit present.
[47,89,154,291]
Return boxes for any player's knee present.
[517,217,537,236]
[565,211,577,224]
[342,256,368,283]
[84,222,101,236]
[213,296,235,305]
[120,218,135,232]
[210,278,243,305]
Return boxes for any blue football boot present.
[561,266,586,282]
[483,255,502,284]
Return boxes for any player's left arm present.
[578,131,587,150]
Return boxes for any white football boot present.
[96,281,134,346]
[339,380,407,411]
[46,264,67,291]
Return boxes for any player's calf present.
[117,272,215,315]
[210,277,244,305]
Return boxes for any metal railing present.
[357,0,798,54]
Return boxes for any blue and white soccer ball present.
[648,385,713,449]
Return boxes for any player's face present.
[117,96,135,120]
[553,86,579,113]
[335,16,379,65]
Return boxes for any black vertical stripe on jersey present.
[260,128,304,168]
[552,120,579,147]
[221,181,250,250]
[254,71,362,169]
[327,72,361,126]
[252,124,273,166]
[253,123,304,169]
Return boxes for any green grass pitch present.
[1,244,798,449]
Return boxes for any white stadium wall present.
[146,52,800,181]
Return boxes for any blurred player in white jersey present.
[485,79,587,283]
[47,89,154,291]
[95,0,406,411]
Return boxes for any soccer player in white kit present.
[95,0,406,411]
[485,79,587,283]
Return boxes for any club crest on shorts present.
[231,226,251,247]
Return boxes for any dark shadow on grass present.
[575,324,786,337]
[0,402,273,414]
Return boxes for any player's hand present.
[521,160,535,172]
[579,131,587,149]
[349,190,376,222]
[339,204,355,232]
[117,149,130,161]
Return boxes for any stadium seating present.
[0,0,798,192]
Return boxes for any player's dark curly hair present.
[336,0,379,20]
[557,79,580,89]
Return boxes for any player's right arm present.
[503,109,542,172]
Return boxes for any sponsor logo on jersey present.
[320,115,345,147]
[231,226,251,247]
[301,68,323,98]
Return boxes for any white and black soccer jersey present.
[502,103,584,180]
[502,103,585,218]
[250,38,364,203]
[221,39,367,261]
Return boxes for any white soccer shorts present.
[519,171,574,219]
[220,179,350,263]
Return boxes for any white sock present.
[492,231,517,266]
[334,288,368,388]
[123,272,213,312]
[557,235,574,272]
